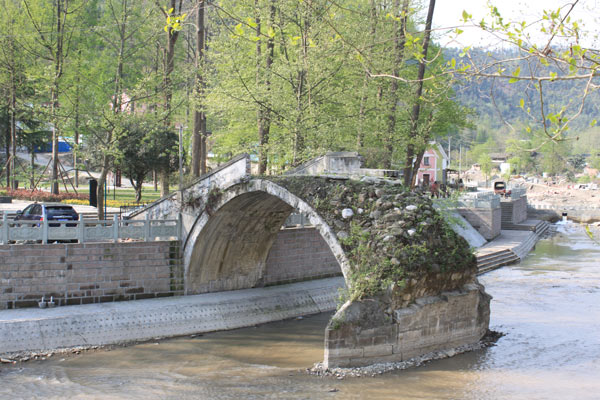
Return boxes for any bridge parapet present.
[129,154,250,242]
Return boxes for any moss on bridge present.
[267,176,477,308]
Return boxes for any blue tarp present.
[34,141,72,153]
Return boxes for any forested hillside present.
[445,47,600,172]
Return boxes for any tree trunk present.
[30,150,35,189]
[160,0,180,195]
[257,1,275,175]
[74,51,82,188]
[10,70,17,189]
[160,171,170,197]
[403,0,436,188]
[192,0,207,177]
[51,0,64,195]
[382,0,409,169]
[4,123,10,189]
[97,2,128,219]
[97,157,109,221]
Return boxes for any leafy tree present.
[590,155,600,171]
[478,153,492,187]
[454,1,600,156]
[115,116,178,203]
[20,0,87,194]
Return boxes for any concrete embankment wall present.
[528,204,600,223]
[457,206,501,240]
[0,277,344,355]
[265,228,342,285]
[0,226,341,311]
[0,241,183,310]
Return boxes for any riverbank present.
[0,223,549,360]
[0,277,343,359]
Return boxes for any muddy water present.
[1,224,599,399]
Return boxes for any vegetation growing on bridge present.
[269,176,477,308]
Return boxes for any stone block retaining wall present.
[511,196,528,224]
[264,228,341,285]
[0,241,183,310]
[324,283,491,368]
[457,207,501,240]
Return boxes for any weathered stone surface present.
[324,282,491,368]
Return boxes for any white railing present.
[0,214,180,245]
[459,192,500,209]
[509,187,527,199]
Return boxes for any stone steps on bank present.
[476,249,520,274]
[512,232,540,260]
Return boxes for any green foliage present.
[205,0,471,172]
[114,115,179,203]
[577,175,591,184]
[478,153,493,181]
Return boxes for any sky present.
[431,0,600,48]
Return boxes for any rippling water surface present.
[2,223,599,399]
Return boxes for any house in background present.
[416,142,448,186]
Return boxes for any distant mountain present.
[446,48,600,132]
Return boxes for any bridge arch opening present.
[184,181,348,295]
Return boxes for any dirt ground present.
[519,181,600,208]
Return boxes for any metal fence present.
[0,214,180,245]
[119,203,149,219]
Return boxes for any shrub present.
[62,198,135,208]
[0,187,88,202]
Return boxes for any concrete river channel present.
[1,223,599,399]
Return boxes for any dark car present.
[15,203,79,227]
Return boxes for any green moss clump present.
[267,176,476,303]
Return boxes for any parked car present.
[14,203,79,227]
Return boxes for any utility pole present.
[459,144,462,178]
[447,137,451,168]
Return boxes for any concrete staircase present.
[476,249,520,274]
[511,223,549,260]
[476,220,550,275]
[500,201,515,229]
[502,220,548,235]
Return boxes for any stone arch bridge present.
[130,154,351,294]
[131,154,489,368]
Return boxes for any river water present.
[1,223,599,399]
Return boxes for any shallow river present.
[1,223,599,399]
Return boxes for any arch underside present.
[187,191,295,293]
